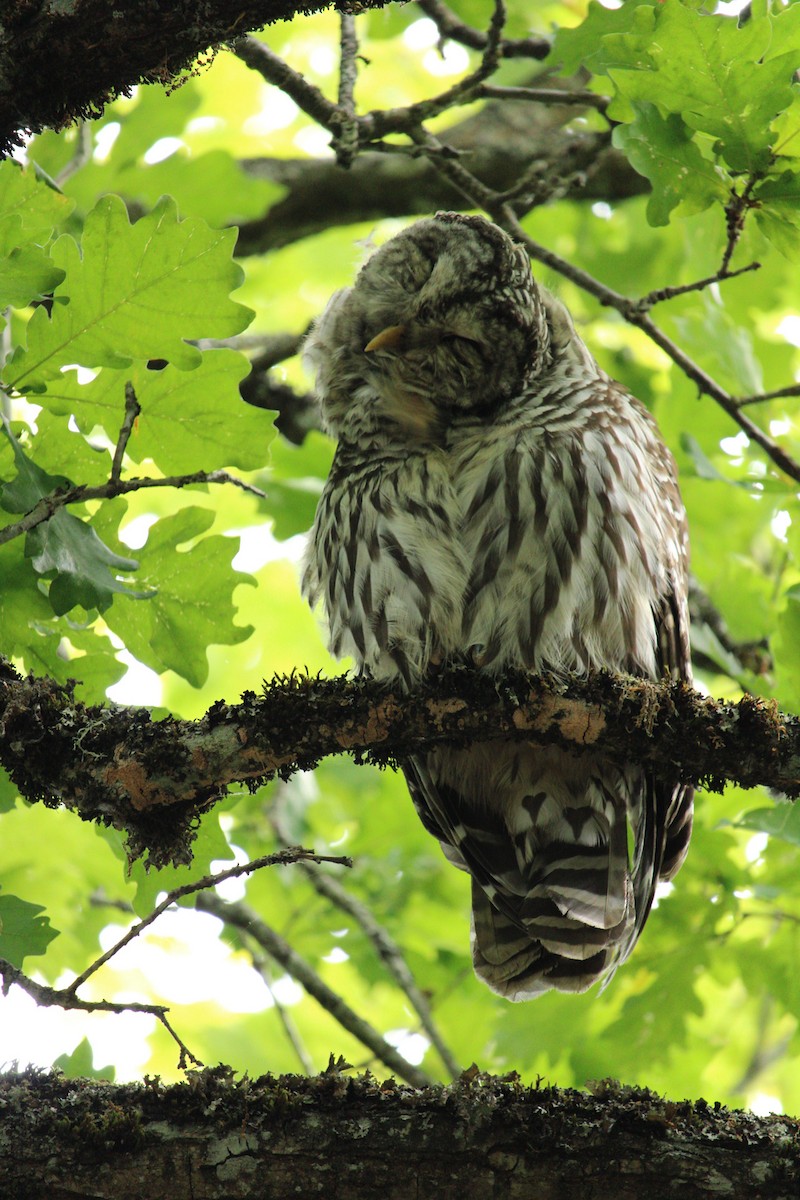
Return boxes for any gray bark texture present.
[1,1067,799,1199]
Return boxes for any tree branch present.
[231,35,340,133]
[195,892,433,1088]
[0,846,350,1070]
[0,0,395,155]
[2,1067,799,1200]
[418,149,800,482]
[110,382,141,482]
[66,848,351,996]
[0,958,203,1069]
[1,658,798,868]
[271,804,462,1080]
[416,0,550,61]
[235,77,646,254]
[0,469,266,548]
[236,938,317,1075]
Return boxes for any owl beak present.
[364,324,409,353]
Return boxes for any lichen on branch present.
[1,656,797,868]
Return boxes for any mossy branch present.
[1,657,797,868]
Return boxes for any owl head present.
[305,212,561,441]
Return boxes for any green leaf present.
[0,768,17,815]
[103,506,255,686]
[0,414,70,512]
[26,407,110,489]
[27,508,148,616]
[0,242,65,309]
[0,158,74,244]
[672,299,764,395]
[128,352,272,473]
[734,804,800,847]
[773,587,800,714]
[5,194,253,388]
[0,161,71,310]
[0,416,146,615]
[0,540,58,662]
[113,149,284,228]
[613,104,728,226]
[679,433,759,489]
[753,171,800,256]
[551,0,657,75]
[53,1036,115,1081]
[123,813,234,918]
[264,431,333,540]
[44,351,272,474]
[0,889,59,967]
[610,4,794,174]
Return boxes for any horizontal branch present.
[2,1067,799,1200]
[1,658,798,868]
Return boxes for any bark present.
[0,0,389,155]
[1,1067,798,1200]
[1,656,798,867]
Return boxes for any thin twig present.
[0,469,267,547]
[358,0,507,146]
[335,12,359,168]
[0,957,203,1069]
[65,848,351,996]
[55,121,93,186]
[736,384,800,407]
[110,382,141,482]
[635,261,762,312]
[401,134,800,483]
[493,206,800,484]
[232,36,339,132]
[733,994,791,1095]
[721,177,759,275]
[244,942,316,1075]
[271,808,462,1080]
[476,83,609,111]
[196,892,432,1088]
[408,126,499,210]
[416,0,550,60]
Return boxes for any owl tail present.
[403,751,671,999]
[468,790,654,1000]
[470,878,629,1001]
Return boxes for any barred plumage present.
[303,212,692,999]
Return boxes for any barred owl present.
[302,212,692,1000]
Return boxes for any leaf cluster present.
[555,0,800,244]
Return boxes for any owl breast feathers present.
[303,211,692,1000]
